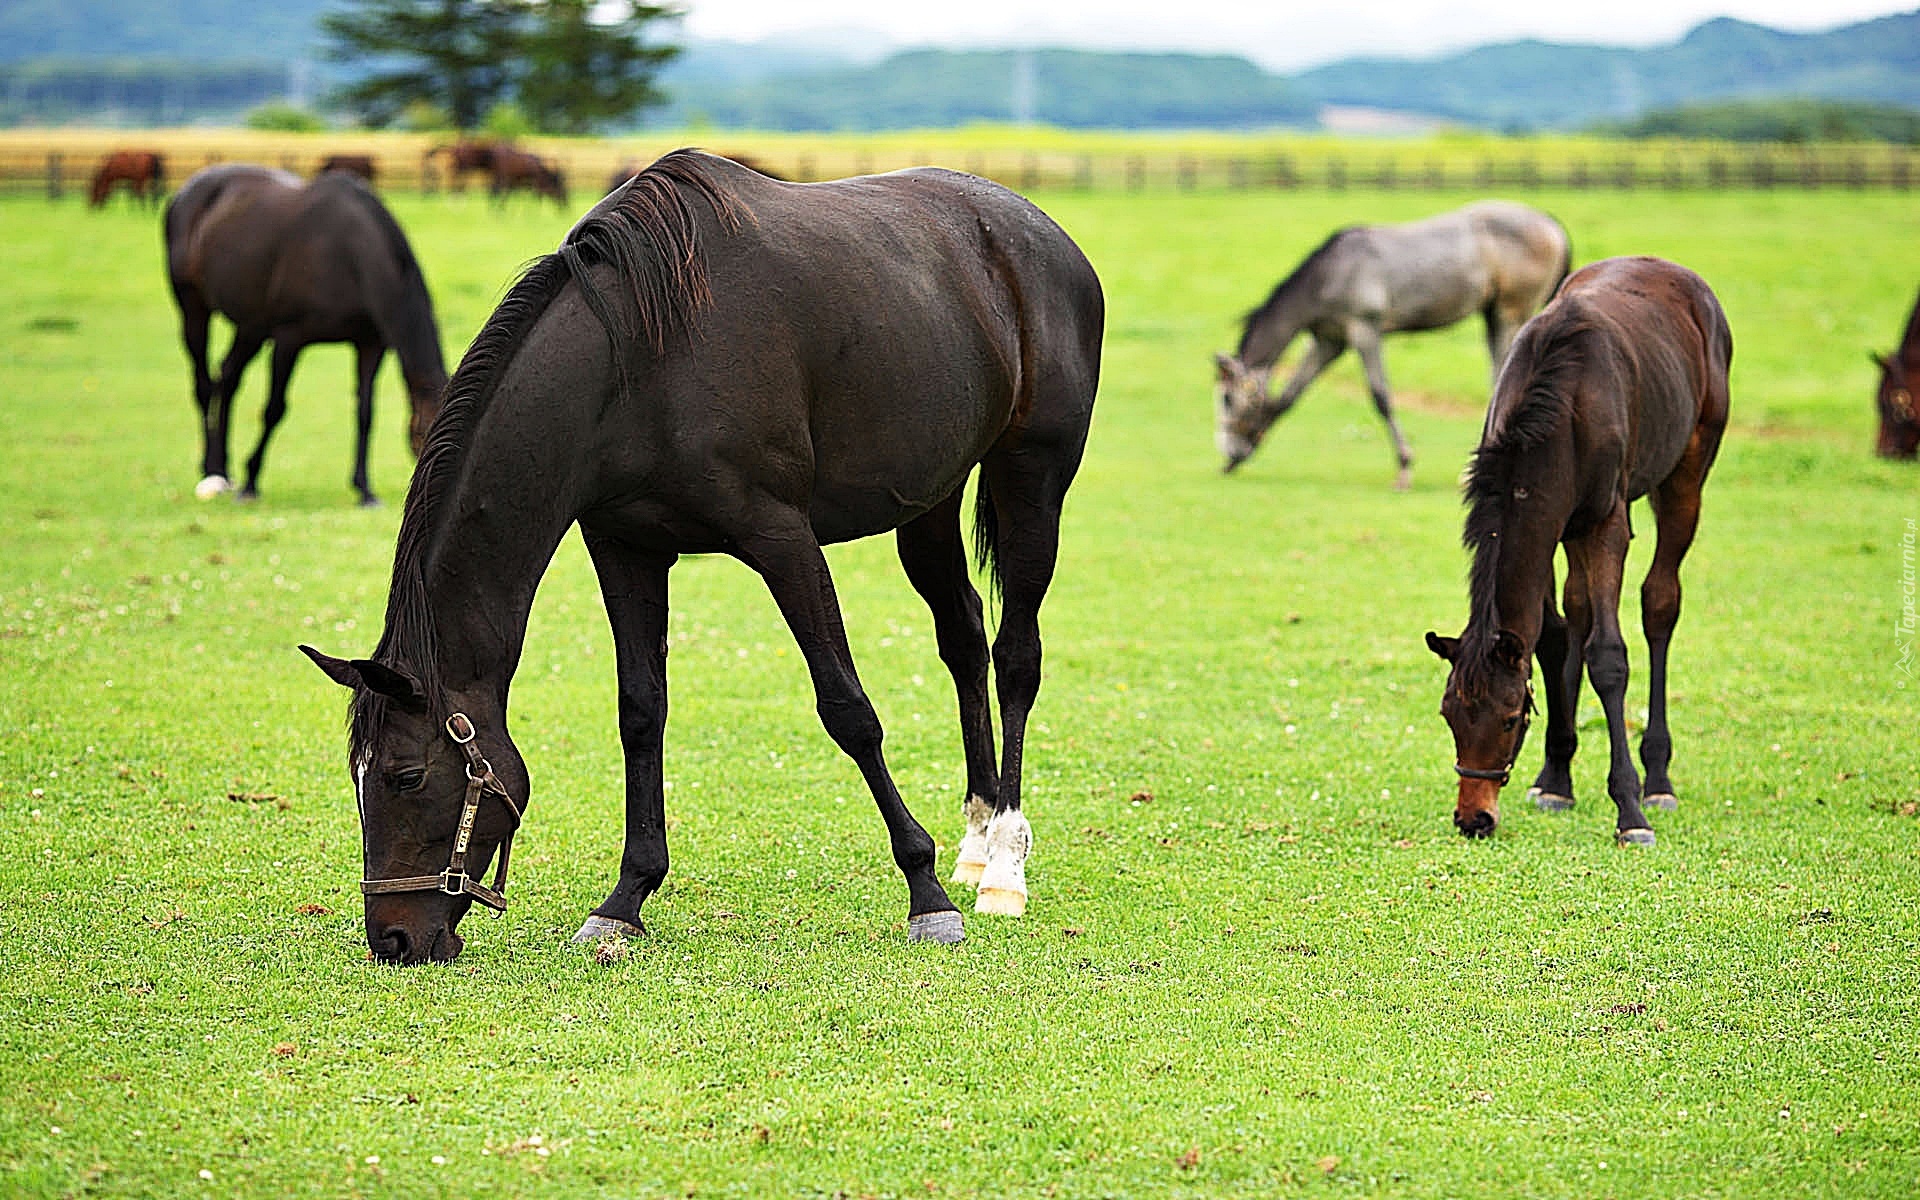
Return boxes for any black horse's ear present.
[1213,351,1238,380]
[298,645,427,710]
[300,644,362,689]
[1493,629,1527,666]
[1425,631,1458,661]
[1871,351,1892,372]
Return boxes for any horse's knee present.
[817,695,884,758]
[1586,638,1630,696]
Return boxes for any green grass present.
[3,179,1919,1197]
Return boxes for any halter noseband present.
[1451,681,1535,788]
[361,712,524,915]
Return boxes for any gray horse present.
[1214,200,1570,488]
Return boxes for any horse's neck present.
[1901,291,1920,360]
[1467,483,1564,652]
[1240,284,1309,368]
[415,419,585,699]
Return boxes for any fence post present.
[1125,156,1145,191]
[48,152,63,201]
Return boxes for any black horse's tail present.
[971,474,1004,602]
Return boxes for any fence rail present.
[6,138,1919,198]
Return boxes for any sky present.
[672,1,1917,73]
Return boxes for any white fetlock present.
[194,474,232,500]
[950,794,992,886]
[974,810,1031,917]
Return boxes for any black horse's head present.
[1426,629,1534,839]
[1872,351,1919,459]
[301,646,527,965]
[1212,351,1272,471]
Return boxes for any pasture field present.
[2,170,1918,1197]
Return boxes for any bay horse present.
[317,154,378,184]
[1426,256,1730,845]
[300,150,1103,964]
[489,146,568,208]
[1214,200,1569,488]
[426,140,496,192]
[90,149,166,209]
[1870,285,1920,458]
[164,164,448,505]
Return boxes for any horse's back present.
[1540,256,1729,494]
[574,153,1102,542]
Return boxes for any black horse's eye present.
[393,768,427,791]
[1501,716,1520,732]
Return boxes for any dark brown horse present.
[317,154,378,184]
[1871,286,1920,458]
[90,149,166,208]
[609,154,782,195]
[1214,201,1569,488]
[1426,256,1730,845]
[301,150,1103,964]
[164,164,448,505]
[489,146,568,208]
[426,140,497,191]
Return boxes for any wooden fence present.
[7,139,1919,198]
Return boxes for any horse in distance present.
[300,150,1103,964]
[1427,256,1730,846]
[90,149,166,209]
[489,146,568,208]
[164,164,449,505]
[1214,200,1570,488]
[1871,285,1920,458]
[317,154,378,184]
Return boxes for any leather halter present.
[360,712,524,916]
[1451,681,1535,788]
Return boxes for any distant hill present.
[1292,12,1920,129]
[1,3,1917,131]
[655,49,1317,131]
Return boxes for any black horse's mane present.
[348,149,743,758]
[1236,228,1352,360]
[1452,306,1592,694]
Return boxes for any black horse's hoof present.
[1644,792,1679,811]
[571,914,645,943]
[907,909,965,944]
[1616,827,1657,847]
[357,495,384,509]
[1529,787,1575,812]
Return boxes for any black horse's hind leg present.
[239,340,301,501]
[207,329,267,495]
[895,488,999,887]
[349,342,387,506]
[1567,504,1653,844]
[576,532,676,942]
[1639,438,1716,810]
[969,449,1076,918]
[1528,569,1579,812]
[741,516,962,943]
[172,289,226,495]
[1349,327,1414,490]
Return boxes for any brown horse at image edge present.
[1428,255,1731,845]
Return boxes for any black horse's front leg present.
[576,533,676,942]
[1527,581,1579,811]
[1570,510,1653,845]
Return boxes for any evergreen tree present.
[320,0,521,130]
[513,0,680,135]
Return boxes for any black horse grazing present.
[1871,285,1920,458]
[300,150,1104,964]
[1214,201,1569,488]
[164,164,448,505]
[1426,256,1730,845]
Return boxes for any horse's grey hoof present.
[907,909,965,944]
[1616,827,1657,847]
[571,914,645,943]
[1529,788,1575,812]
[1644,792,1678,811]
[358,495,383,509]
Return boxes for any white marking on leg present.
[950,793,991,885]
[195,474,231,500]
[974,810,1030,917]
